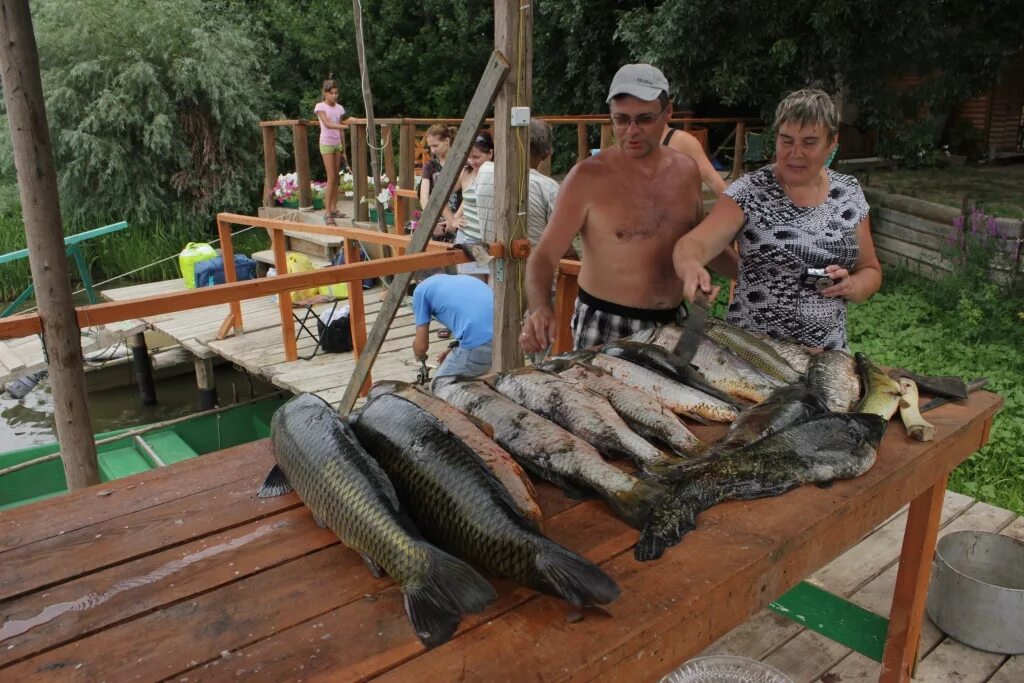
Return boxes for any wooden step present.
[251,250,332,269]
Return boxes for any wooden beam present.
[880,472,950,682]
[344,239,370,396]
[261,126,277,207]
[0,249,480,341]
[551,270,579,355]
[577,122,589,164]
[399,123,415,232]
[351,124,369,221]
[293,122,312,208]
[272,227,299,362]
[337,51,511,414]
[217,212,451,249]
[217,218,243,333]
[491,0,532,372]
[0,0,99,489]
[732,121,746,179]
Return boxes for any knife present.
[920,377,988,413]
[670,289,711,366]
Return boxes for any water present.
[0,364,282,452]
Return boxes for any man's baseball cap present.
[606,64,669,103]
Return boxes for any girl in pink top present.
[314,79,349,222]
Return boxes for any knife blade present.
[670,289,711,366]
[920,377,988,413]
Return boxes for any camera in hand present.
[800,267,834,291]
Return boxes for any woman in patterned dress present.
[673,89,882,350]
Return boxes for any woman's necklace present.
[782,170,824,205]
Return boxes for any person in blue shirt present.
[412,274,493,378]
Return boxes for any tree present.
[618,0,1024,152]
[0,0,275,225]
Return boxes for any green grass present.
[860,164,1024,219]
[847,267,1024,515]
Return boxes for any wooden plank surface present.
[0,392,1001,681]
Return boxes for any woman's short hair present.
[774,89,839,142]
[322,79,338,93]
[472,130,494,154]
[425,123,457,142]
[528,120,552,160]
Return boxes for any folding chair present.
[292,298,341,361]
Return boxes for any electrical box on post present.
[510,107,530,127]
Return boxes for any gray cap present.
[606,64,669,103]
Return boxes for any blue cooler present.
[195,255,258,288]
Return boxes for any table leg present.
[879,472,949,682]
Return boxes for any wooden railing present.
[260,114,761,220]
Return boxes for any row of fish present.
[261,316,945,648]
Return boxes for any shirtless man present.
[661,125,727,196]
[520,64,736,353]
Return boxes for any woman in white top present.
[454,132,494,282]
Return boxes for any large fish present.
[351,393,620,607]
[433,377,666,529]
[585,352,739,423]
[537,357,703,458]
[704,319,803,383]
[624,330,781,403]
[759,335,813,376]
[367,380,543,527]
[494,367,681,472]
[261,393,495,648]
[804,350,861,413]
[855,353,903,421]
[709,384,829,455]
[636,412,886,561]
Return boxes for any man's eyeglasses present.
[610,107,666,129]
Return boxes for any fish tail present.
[608,477,671,529]
[634,483,717,562]
[535,542,621,606]
[403,544,496,649]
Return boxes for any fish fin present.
[535,543,620,607]
[634,483,718,561]
[360,553,385,578]
[257,465,293,498]
[464,413,495,439]
[607,476,671,529]
[403,545,496,649]
[678,410,710,426]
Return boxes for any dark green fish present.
[351,393,620,607]
[710,384,829,455]
[635,412,886,561]
[261,393,495,648]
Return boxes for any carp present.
[636,412,886,561]
[710,384,829,455]
[351,393,620,607]
[704,319,803,383]
[367,380,543,527]
[261,393,495,648]
[494,367,681,472]
[805,350,861,413]
[855,353,903,421]
[433,377,666,529]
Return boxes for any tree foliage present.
[619,0,1024,148]
[0,0,273,225]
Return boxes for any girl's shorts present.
[319,143,345,155]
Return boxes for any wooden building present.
[953,51,1024,159]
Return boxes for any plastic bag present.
[178,242,217,289]
[286,252,320,304]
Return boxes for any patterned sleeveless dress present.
[723,165,870,350]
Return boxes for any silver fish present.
[805,350,861,412]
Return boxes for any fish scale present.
[353,393,619,606]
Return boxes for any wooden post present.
[272,228,299,362]
[576,122,589,165]
[195,357,217,410]
[217,217,243,333]
[492,0,532,372]
[551,271,578,354]
[732,121,746,179]
[337,52,510,414]
[351,124,369,221]
[293,122,312,208]
[129,332,157,406]
[344,238,370,396]
[399,123,415,230]
[880,473,949,682]
[382,126,396,182]
[352,0,389,234]
[600,123,612,150]
[262,126,277,208]
[0,0,99,489]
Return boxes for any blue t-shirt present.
[412,274,493,349]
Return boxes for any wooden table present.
[0,392,1002,682]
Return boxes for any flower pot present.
[279,197,299,209]
[368,207,395,226]
[313,197,325,210]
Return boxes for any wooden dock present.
[100,277,441,406]
[0,390,1013,682]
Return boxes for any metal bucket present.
[926,530,1024,654]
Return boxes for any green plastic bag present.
[179,242,217,289]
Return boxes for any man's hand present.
[520,308,558,353]
[675,256,718,303]
[436,348,451,365]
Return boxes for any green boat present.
[0,395,288,510]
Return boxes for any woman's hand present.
[819,265,854,300]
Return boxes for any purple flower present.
[987,217,998,237]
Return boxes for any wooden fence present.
[259,114,760,222]
[865,187,1024,279]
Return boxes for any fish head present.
[849,413,887,449]
[367,380,410,400]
